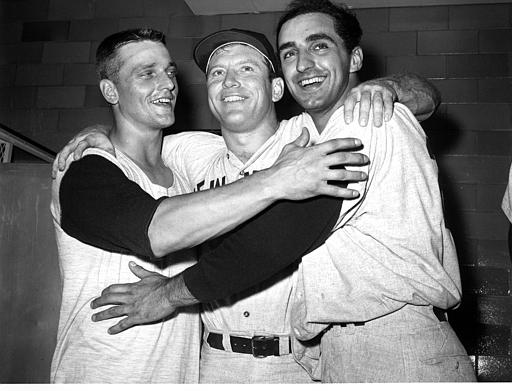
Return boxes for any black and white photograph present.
[1,0,511,384]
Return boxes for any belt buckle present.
[251,335,277,358]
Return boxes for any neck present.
[308,74,359,134]
[110,123,163,167]
[221,117,279,163]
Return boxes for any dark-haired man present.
[276,0,476,382]
[50,28,369,383]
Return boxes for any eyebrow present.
[132,61,177,73]
[278,32,338,52]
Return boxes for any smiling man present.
[275,0,476,382]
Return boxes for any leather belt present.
[206,332,291,358]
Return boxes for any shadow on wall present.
[422,113,481,355]
[0,164,61,383]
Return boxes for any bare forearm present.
[149,136,367,257]
[378,73,440,121]
[148,169,280,257]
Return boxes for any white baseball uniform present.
[51,148,201,383]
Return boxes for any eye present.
[281,50,295,61]
[240,65,254,72]
[208,68,224,78]
[312,42,329,51]
[166,68,177,78]
[141,70,155,79]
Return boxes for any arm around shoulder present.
[383,73,440,121]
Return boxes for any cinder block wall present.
[1,0,511,382]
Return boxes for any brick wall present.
[1,0,511,382]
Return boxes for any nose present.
[159,71,176,92]
[296,51,314,73]
[222,68,240,88]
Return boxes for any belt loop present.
[222,333,233,352]
[279,335,291,355]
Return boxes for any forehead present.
[278,12,338,45]
[116,40,172,71]
[209,43,267,68]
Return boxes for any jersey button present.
[243,311,250,317]
[239,170,244,176]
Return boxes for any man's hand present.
[90,262,197,334]
[265,127,368,201]
[344,79,397,127]
[51,124,114,178]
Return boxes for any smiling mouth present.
[151,97,173,106]
[222,95,245,103]
[299,76,326,87]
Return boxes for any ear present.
[271,77,285,103]
[349,46,363,73]
[99,79,119,105]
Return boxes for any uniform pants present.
[319,305,477,382]
[199,339,315,383]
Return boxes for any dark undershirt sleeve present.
[59,155,166,259]
[182,196,342,302]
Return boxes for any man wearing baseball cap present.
[84,24,443,382]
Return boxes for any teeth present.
[299,77,325,87]
[223,96,244,103]
[153,98,171,104]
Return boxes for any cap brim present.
[194,30,276,73]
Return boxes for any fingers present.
[90,293,125,309]
[73,140,89,160]
[92,304,127,322]
[383,94,394,122]
[292,127,310,147]
[324,167,367,183]
[128,261,154,279]
[51,158,60,179]
[108,317,135,335]
[317,183,360,199]
[91,306,137,335]
[324,151,369,167]
[371,92,384,128]
[358,91,372,126]
[343,92,357,124]
[58,139,80,170]
[314,137,362,155]
[90,283,132,309]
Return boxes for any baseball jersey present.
[162,124,299,336]
[161,119,358,338]
[288,104,462,375]
[51,148,201,383]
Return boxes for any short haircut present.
[96,28,167,82]
[276,0,362,53]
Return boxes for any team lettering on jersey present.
[194,171,255,192]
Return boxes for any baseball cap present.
[193,28,278,74]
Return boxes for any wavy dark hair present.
[276,0,362,52]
